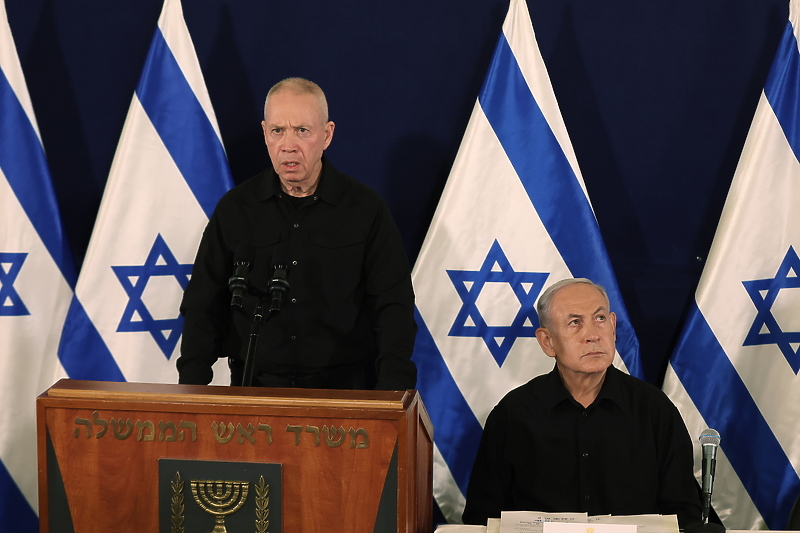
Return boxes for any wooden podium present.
[37,379,433,532]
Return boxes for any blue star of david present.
[112,234,192,359]
[447,240,549,366]
[0,252,30,316]
[742,246,800,374]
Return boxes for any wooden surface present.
[37,379,433,533]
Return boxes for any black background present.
[5,0,789,385]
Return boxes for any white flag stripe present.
[477,24,639,374]
[699,96,800,454]
[415,101,572,422]
[76,97,210,382]
[58,0,232,385]
[432,443,467,525]
[158,0,223,142]
[662,366,765,528]
[0,1,72,525]
[0,16,38,140]
[504,0,587,199]
[0,170,70,511]
[411,0,638,522]
[665,0,800,528]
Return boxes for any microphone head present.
[699,428,721,447]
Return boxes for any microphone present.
[699,428,720,524]
[228,244,253,310]
[268,244,290,313]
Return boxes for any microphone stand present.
[233,274,290,388]
[241,298,265,388]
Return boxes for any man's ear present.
[536,327,557,359]
[323,120,335,149]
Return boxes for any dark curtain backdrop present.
[5,0,789,385]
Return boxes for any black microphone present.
[699,428,720,524]
[228,244,253,310]
[268,244,290,313]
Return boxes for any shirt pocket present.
[306,230,368,303]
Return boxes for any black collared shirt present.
[462,365,702,528]
[177,158,417,390]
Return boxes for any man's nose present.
[585,325,601,342]
[279,133,299,151]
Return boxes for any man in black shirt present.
[177,78,417,390]
[462,278,702,528]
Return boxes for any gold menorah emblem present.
[190,479,250,533]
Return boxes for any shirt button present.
[293,223,299,228]
[291,298,297,303]
[292,260,298,266]
[312,196,318,201]
[290,336,297,341]
[582,452,589,458]
[584,495,590,501]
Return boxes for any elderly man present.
[177,77,417,390]
[462,278,702,529]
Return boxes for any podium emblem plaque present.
[158,458,282,533]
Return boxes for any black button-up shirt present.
[462,365,702,528]
[177,159,417,390]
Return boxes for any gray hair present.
[536,278,610,330]
[263,77,329,122]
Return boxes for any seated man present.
[462,278,702,529]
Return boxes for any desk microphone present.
[699,428,720,524]
[268,244,290,313]
[229,244,253,310]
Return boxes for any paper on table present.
[544,521,637,533]
[433,512,678,533]
[589,514,679,533]
[499,511,589,533]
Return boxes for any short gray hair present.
[536,278,610,330]
[263,77,329,122]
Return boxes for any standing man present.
[462,278,702,529]
[177,77,417,390]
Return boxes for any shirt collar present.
[258,155,346,205]
[544,363,628,413]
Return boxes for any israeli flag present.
[663,0,800,529]
[410,0,641,523]
[58,0,232,384]
[0,1,75,529]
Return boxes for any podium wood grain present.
[37,380,433,533]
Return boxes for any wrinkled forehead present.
[264,89,327,124]
[550,283,609,315]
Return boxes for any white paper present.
[588,514,678,533]
[499,511,589,533]
[544,521,637,533]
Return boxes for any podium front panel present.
[37,380,433,533]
